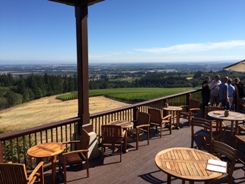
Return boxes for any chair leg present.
[160,125,162,138]
[191,135,194,148]
[147,127,150,145]
[120,144,122,162]
[169,121,172,134]
[63,162,67,184]
[136,133,139,150]
[167,174,171,184]
[86,153,89,177]
[223,127,226,142]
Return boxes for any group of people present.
[201,75,244,111]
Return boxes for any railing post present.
[186,93,191,105]
[0,141,3,163]
[133,106,139,128]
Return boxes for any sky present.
[0,0,245,65]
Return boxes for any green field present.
[57,87,194,103]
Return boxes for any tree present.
[6,91,22,107]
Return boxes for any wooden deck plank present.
[44,118,245,184]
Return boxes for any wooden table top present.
[27,142,65,158]
[110,120,134,129]
[208,110,245,121]
[163,106,182,111]
[155,147,222,181]
[235,135,245,142]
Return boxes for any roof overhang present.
[224,59,245,72]
[49,0,104,6]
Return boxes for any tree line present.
[1,70,244,110]
[0,73,77,110]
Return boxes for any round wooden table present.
[163,106,182,129]
[110,120,134,130]
[155,147,222,184]
[208,110,245,145]
[27,142,65,184]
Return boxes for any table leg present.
[230,121,235,145]
[51,156,57,184]
[167,174,171,184]
[233,121,238,147]
[217,120,223,141]
[176,111,180,129]
[123,131,128,153]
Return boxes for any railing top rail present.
[0,117,81,140]
[0,88,201,141]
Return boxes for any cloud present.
[134,40,245,54]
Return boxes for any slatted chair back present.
[181,99,201,126]
[101,125,123,144]
[0,162,44,184]
[148,108,172,137]
[80,128,90,150]
[0,163,27,183]
[148,108,162,124]
[135,111,151,126]
[191,117,213,151]
[191,117,213,133]
[211,140,237,184]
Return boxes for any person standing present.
[209,75,221,106]
[234,78,245,111]
[201,76,210,110]
[234,78,244,99]
[227,78,235,110]
[218,76,229,109]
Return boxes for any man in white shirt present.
[227,78,235,110]
[209,75,221,106]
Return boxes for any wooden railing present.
[0,89,201,165]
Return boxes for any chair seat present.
[195,129,220,138]
[127,128,145,136]
[60,152,86,165]
[239,125,245,132]
[210,173,229,184]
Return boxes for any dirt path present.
[0,96,129,132]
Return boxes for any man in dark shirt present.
[202,76,210,110]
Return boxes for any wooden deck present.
[44,118,245,184]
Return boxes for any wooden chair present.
[235,125,245,171]
[0,161,44,184]
[180,99,201,126]
[101,124,124,163]
[191,117,220,152]
[59,129,90,184]
[210,140,237,184]
[204,106,226,141]
[127,111,151,150]
[148,108,172,137]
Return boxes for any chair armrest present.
[189,108,200,111]
[28,161,44,182]
[136,124,150,129]
[62,140,80,145]
[62,140,80,152]
[180,105,188,108]
[62,149,89,156]
[162,114,171,120]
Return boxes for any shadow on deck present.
[44,118,245,184]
